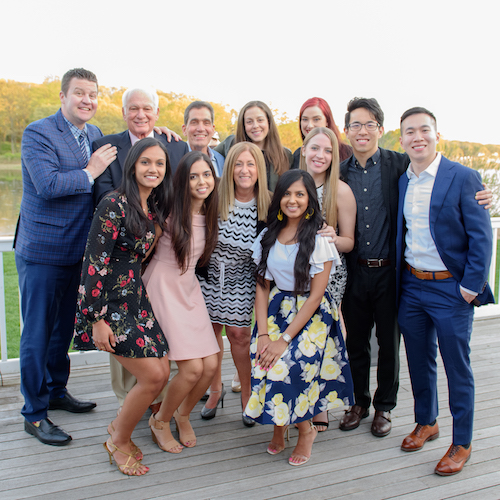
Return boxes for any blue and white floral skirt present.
[244,286,354,426]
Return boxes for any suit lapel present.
[56,109,87,167]
[430,156,456,226]
[117,131,132,169]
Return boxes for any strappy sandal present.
[107,421,143,460]
[103,438,148,476]
[174,409,196,448]
[267,426,290,455]
[289,421,317,466]
[148,414,183,453]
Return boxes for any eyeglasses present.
[347,121,380,132]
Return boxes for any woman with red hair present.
[292,97,352,169]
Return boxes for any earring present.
[277,209,284,221]
[305,208,314,220]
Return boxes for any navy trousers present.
[398,268,475,445]
[16,254,82,421]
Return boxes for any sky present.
[3,0,499,145]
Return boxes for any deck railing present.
[1,217,500,376]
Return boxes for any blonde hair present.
[218,142,270,222]
[299,127,339,228]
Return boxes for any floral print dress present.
[244,231,354,426]
[74,193,168,358]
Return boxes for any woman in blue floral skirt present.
[244,169,354,466]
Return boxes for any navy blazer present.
[92,130,189,205]
[396,156,494,306]
[15,109,103,266]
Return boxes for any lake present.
[0,168,22,236]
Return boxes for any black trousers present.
[341,265,400,411]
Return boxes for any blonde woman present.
[199,142,271,425]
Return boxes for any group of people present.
[15,67,494,478]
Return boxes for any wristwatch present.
[282,333,292,344]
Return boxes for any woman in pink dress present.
[142,151,219,453]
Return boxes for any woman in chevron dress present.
[198,142,271,424]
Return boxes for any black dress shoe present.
[25,418,72,446]
[49,392,96,413]
[371,410,392,437]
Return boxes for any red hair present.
[299,97,352,162]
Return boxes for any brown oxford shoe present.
[401,422,439,451]
[435,444,471,476]
[371,410,392,437]
[339,405,369,431]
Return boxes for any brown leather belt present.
[358,258,391,268]
[406,263,452,280]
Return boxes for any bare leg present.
[108,355,169,475]
[225,325,252,409]
[205,323,224,409]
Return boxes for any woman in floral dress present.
[244,169,354,466]
[74,138,172,476]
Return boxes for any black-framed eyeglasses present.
[347,121,380,131]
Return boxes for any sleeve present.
[21,124,91,199]
[251,228,274,281]
[309,235,342,278]
[78,196,123,324]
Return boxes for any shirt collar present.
[351,147,381,168]
[63,115,88,141]
[129,129,155,146]
[407,152,442,179]
[187,142,214,160]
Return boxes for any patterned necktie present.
[78,130,89,164]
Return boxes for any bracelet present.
[258,334,269,338]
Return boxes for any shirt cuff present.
[83,168,94,186]
[460,285,478,297]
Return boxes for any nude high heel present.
[174,409,197,447]
[267,426,290,455]
[148,414,183,453]
[289,421,317,466]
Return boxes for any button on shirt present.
[348,148,390,259]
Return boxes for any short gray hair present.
[122,87,159,110]
[184,101,214,125]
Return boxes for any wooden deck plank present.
[1,317,499,499]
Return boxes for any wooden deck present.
[1,317,499,500]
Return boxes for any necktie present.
[78,130,89,164]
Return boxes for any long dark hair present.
[117,137,172,237]
[256,170,323,294]
[169,151,219,274]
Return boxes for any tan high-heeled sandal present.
[267,425,290,455]
[149,414,183,453]
[173,409,196,448]
[103,438,149,476]
[288,421,317,466]
[107,421,143,460]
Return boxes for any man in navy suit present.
[396,107,494,476]
[93,87,189,205]
[15,68,117,445]
[93,87,188,412]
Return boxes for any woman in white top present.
[244,170,354,466]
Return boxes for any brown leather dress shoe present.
[371,410,391,437]
[149,402,162,415]
[401,422,439,451]
[339,405,369,431]
[435,444,471,476]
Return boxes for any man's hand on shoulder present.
[86,144,117,180]
[475,183,493,210]
[153,126,181,142]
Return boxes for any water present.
[0,169,22,236]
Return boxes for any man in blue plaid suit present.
[14,68,117,446]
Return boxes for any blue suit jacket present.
[92,130,189,205]
[15,109,103,266]
[396,155,494,306]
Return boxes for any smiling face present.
[233,150,258,194]
[280,179,309,220]
[123,91,159,139]
[303,133,333,185]
[59,78,98,129]
[345,107,383,160]
[300,106,328,138]
[400,113,440,171]
[189,159,215,202]
[244,106,269,147]
[182,107,215,154]
[134,145,167,197]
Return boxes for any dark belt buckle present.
[366,259,383,268]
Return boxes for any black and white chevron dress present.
[199,198,258,327]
